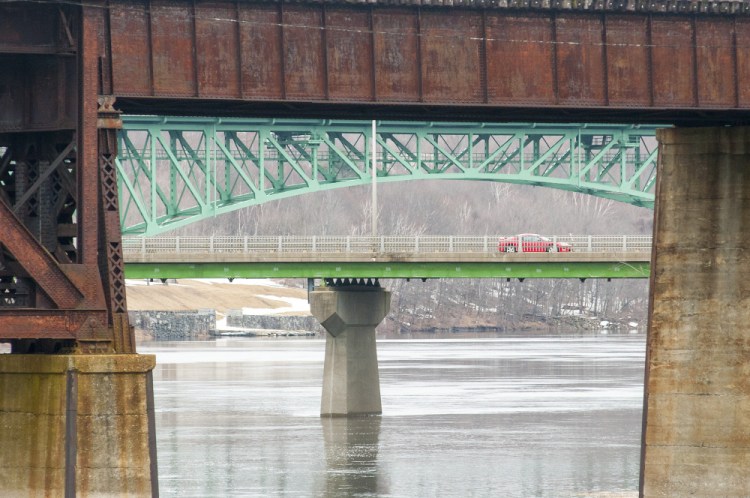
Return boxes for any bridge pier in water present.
[310,281,390,417]
[641,127,750,497]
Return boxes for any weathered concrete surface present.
[310,286,390,416]
[0,354,158,497]
[641,127,750,497]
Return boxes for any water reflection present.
[142,334,645,497]
[321,417,385,497]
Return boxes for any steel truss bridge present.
[122,235,651,279]
[117,117,659,236]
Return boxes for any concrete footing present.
[310,285,390,416]
[641,127,750,497]
[0,354,159,497]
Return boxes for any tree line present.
[179,180,653,333]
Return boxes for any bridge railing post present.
[622,235,627,251]
[415,236,419,253]
[176,236,180,254]
[588,235,592,252]
[244,236,248,253]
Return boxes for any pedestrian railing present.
[122,235,652,256]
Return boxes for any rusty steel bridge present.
[2,0,750,496]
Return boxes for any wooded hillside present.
[177,181,653,333]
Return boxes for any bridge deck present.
[123,235,651,278]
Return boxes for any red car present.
[497,233,572,253]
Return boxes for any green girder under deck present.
[117,117,660,236]
[124,261,650,280]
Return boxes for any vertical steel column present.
[97,97,136,353]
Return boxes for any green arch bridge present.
[117,117,659,236]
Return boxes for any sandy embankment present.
[125,279,310,319]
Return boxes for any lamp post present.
[371,120,378,238]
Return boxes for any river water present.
[140,332,646,498]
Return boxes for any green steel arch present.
[117,116,659,235]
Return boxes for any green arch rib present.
[117,116,660,236]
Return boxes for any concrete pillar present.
[641,127,750,497]
[0,354,158,497]
[310,285,390,416]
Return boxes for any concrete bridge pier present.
[641,127,750,497]
[0,354,158,497]
[310,281,390,417]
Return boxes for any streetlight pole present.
[371,120,378,237]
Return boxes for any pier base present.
[0,354,158,497]
[310,285,390,416]
[641,127,750,497]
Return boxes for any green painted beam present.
[124,261,650,280]
[118,117,661,235]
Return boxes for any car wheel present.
[505,246,516,253]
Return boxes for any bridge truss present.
[117,117,660,235]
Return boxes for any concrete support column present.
[310,285,390,417]
[0,354,159,497]
[641,127,750,497]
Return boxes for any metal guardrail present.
[122,235,652,256]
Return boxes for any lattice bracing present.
[117,117,659,235]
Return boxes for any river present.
[140,332,646,498]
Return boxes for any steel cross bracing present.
[117,117,659,235]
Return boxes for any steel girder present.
[0,4,135,351]
[123,261,651,280]
[117,116,659,235]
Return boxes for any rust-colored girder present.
[0,3,135,352]
[0,200,83,309]
[100,1,750,124]
[0,309,108,340]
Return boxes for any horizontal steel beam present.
[102,2,750,124]
[124,261,650,279]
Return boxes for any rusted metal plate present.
[556,14,606,105]
[282,6,326,100]
[605,15,650,106]
[109,1,152,96]
[695,18,736,107]
[486,13,555,106]
[0,56,77,132]
[0,310,107,340]
[239,4,283,99]
[736,19,750,107]
[651,17,695,107]
[372,9,420,102]
[196,1,240,98]
[325,8,373,101]
[420,11,484,103]
[0,58,31,130]
[100,2,750,119]
[151,0,197,97]
[0,4,63,54]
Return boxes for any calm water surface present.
[140,333,646,498]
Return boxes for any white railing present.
[121,235,652,256]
